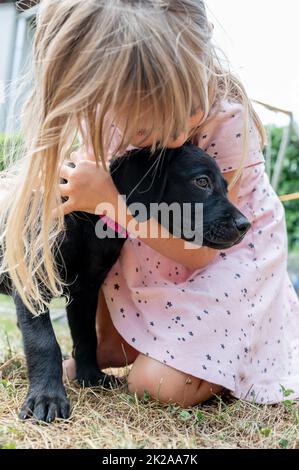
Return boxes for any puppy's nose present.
[234,216,251,233]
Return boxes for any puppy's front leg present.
[66,286,120,389]
[13,293,70,422]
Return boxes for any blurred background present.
[0,0,298,290]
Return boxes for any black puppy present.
[0,142,250,422]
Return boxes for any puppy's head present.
[110,142,250,249]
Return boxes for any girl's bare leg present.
[62,290,224,407]
[95,288,139,368]
[127,354,224,407]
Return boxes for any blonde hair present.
[0,0,266,314]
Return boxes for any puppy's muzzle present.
[233,215,251,236]
[203,206,251,249]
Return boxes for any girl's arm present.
[57,154,241,270]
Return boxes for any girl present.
[1,0,299,408]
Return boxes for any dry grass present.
[0,296,299,449]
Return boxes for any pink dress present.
[101,100,299,404]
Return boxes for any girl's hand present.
[53,148,115,217]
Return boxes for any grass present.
[0,295,299,449]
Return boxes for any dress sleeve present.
[195,100,265,173]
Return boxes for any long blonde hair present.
[0,0,266,314]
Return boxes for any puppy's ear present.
[109,148,171,222]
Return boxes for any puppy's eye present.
[193,176,211,190]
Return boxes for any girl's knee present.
[127,354,222,407]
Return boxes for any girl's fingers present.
[69,150,85,164]
[70,147,97,163]
[59,182,70,197]
[52,199,74,218]
[59,162,73,180]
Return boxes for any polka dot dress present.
[101,100,299,404]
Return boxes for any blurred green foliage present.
[264,125,299,251]
[0,133,24,170]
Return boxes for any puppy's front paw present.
[76,365,122,389]
[19,384,70,423]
